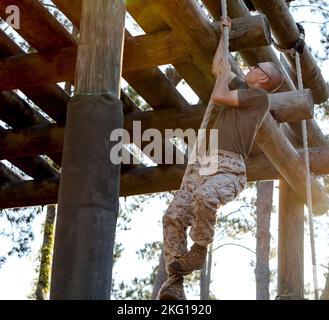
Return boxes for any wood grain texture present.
[75,0,125,94]
[278,180,304,299]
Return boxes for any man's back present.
[212,76,269,160]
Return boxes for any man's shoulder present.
[237,87,269,110]
[229,75,248,90]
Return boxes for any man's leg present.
[158,170,202,300]
[168,169,246,275]
[190,173,244,245]
[162,172,202,270]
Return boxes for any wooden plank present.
[278,180,304,299]
[252,0,329,104]
[1,146,329,209]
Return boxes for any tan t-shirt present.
[212,76,270,160]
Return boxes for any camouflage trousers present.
[162,151,247,270]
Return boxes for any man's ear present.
[259,76,269,84]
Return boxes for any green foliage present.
[0,207,42,268]
[123,86,152,111]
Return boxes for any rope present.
[276,21,319,300]
[296,52,319,300]
[182,0,228,180]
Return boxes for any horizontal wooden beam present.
[0,89,314,160]
[1,146,329,210]
[0,0,75,50]
[0,15,271,91]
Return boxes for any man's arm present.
[212,17,232,77]
[211,67,239,107]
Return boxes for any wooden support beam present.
[0,0,75,50]
[0,92,59,180]
[252,0,329,104]
[47,0,191,112]
[278,180,304,299]
[0,90,314,161]
[255,114,329,215]
[212,15,272,52]
[0,161,21,184]
[0,29,69,123]
[51,0,125,301]
[0,14,271,92]
[1,146,329,209]
[52,0,82,28]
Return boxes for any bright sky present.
[1,1,329,300]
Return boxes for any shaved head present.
[262,62,285,93]
[245,62,285,93]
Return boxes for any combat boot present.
[157,275,186,300]
[167,243,207,276]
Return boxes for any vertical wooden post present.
[255,181,273,300]
[277,180,304,299]
[50,0,125,299]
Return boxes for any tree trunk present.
[200,244,213,300]
[200,260,207,300]
[35,205,56,300]
[321,270,329,300]
[151,249,167,300]
[255,181,273,300]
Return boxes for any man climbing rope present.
[157,17,285,300]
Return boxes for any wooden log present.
[255,181,273,300]
[0,90,314,160]
[0,0,75,50]
[0,15,272,92]
[0,91,48,127]
[0,161,21,184]
[255,114,329,215]
[0,33,191,91]
[212,15,272,52]
[252,0,329,104]
[0,29,69,124]
[0,92,59,180]
[127,0,214,103]
[1,0,189,113]
[1,146,329,209]
[51,0,125,301]
[278,180,304,299]
[269,89,313,123]
[52,0,82,28]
